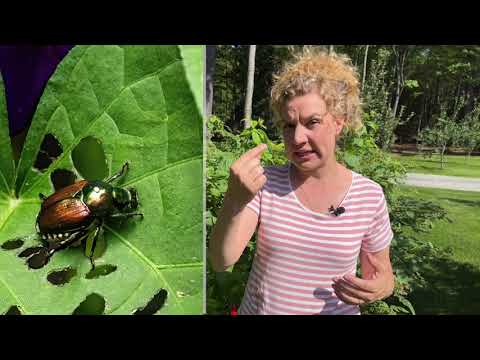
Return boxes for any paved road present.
[404,173,480,192]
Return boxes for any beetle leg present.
[86,225,103,271]
[48,231,84,251]
[105,162,129,183]
[39,193,46,200]
[109,212,144,219]
[26,231,86,269]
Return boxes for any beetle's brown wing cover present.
[37,198,93,233]
[41,180,88,210]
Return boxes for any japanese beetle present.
[23,162,143,270]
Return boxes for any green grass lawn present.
[398,186,480,314]
[391,153,480,178]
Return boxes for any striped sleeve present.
[246,189,261,216]
[361,192,393,253]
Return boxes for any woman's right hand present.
[209,143,268,271]
[225,143,268,208]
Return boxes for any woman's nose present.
[293,124,307,145]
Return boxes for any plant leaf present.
[343,151,361,169]
[0,45,203,315]
[0,74,15,200]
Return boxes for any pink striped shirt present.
[238,163,393,315]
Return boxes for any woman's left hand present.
[332,252,394,305]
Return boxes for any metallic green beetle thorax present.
[112,187,133,209]
[81,181,114,215]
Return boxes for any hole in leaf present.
[4,306,22,315]
[18,246,44,258]
[1,238,24,250]
[72,136,108,181]
[42,133,63,157]
[33,152,52,171]
[47,267,77,286]
[33,133,63,172]
[133,289,168,315]
[51,169,77,191]
[26,248,50,269]
[85,264,117,279]
[72,293,106,315]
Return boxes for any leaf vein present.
[0,273,28,314]
[0,200,18,232]
[18,104,71,194]
[104,224,186,314]
[106,275,147,314]
[156,262,203,270]
[21,54,182,196]
[122,155,202,187]
[0,168,12,194]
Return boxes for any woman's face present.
[281,91,344,174]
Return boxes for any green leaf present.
[0,45,203,315]
[352,138,364,148]
[252,131,261,145]
[398,296,416,315]
[343,152,361,169]
[404,79,419,89]
[0,74,15,200]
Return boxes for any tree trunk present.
[205,45,216,118]
[435,78,441,120]
[417,92,426,145]
[361,45,369,92]
[244,45,256,129]
[441,145,446,169]
[454,83,461,113]
[392,46,408,119]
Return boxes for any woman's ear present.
[334,116,345,136]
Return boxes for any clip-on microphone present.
[329,205,345,216]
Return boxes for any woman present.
[209,49,395,315]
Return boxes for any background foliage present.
[207,45,460,315]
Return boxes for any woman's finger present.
[249,164,265,179]
[333,280,373,303]
[237,144,267,165]
[244,157,262,173]
[333,285,364,305]
[253,174,267,189]
[342,275,377,293]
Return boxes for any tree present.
[419,96,466,169]
[391,45,412,119]
[213,45,247,131]
[244,45,256,129]
[206,46,216,118]
[458,99,480,163]
[362,45,369,92]
[402,46,480,140]
[212,45,480,144]
[363,48,414,150]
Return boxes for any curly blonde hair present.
[270,47,363,134]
